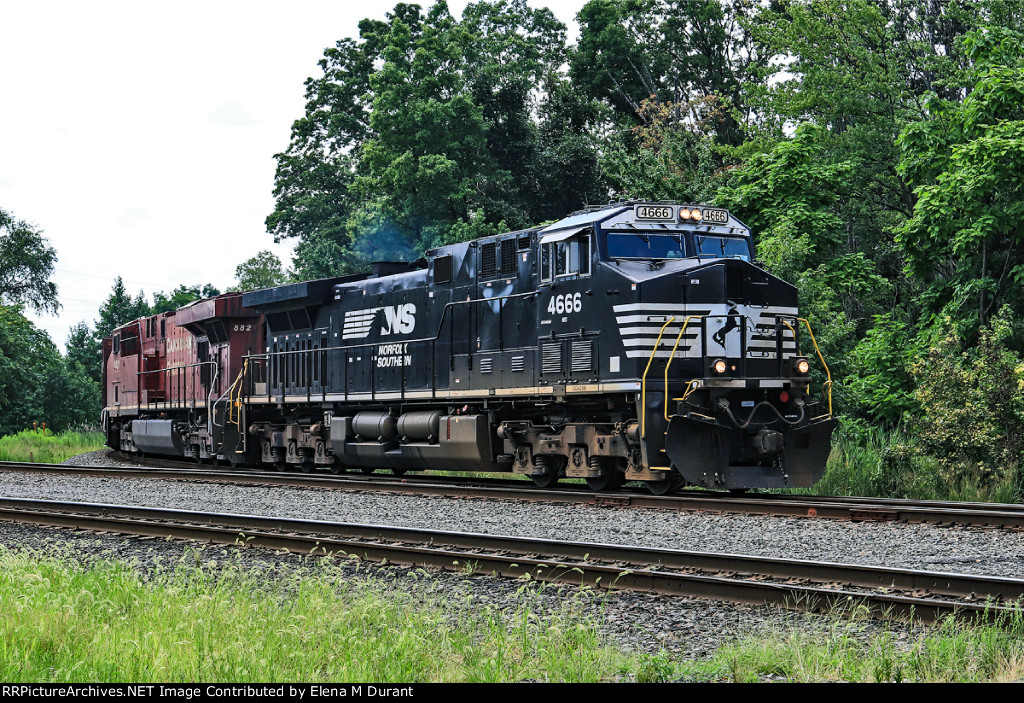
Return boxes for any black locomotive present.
[228,201,835,492]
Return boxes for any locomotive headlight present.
[680,208,691,220]
[689,208,703,221]
[795,358,810,375]
[712,359,727,375]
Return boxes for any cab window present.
[540,234,589,281]
[607,233,685,260]
[693,234,751,260]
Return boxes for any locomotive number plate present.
[702,208,729,224]
[635,205,674,220]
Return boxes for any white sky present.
[1,0,585,350]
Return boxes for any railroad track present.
[5,459,1024,531]
[0,495,1019,625]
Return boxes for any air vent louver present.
[570,339,594,374]
[541,342,562,375]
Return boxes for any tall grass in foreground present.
[703,609,1024,683]
[0,429,105,464]
[0,547,648,683]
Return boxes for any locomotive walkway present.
[0,494,1019,625]
[4,459,1024,531]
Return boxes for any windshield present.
[607,233,686,260]
[607,231,751,261]
[694,234,750,260]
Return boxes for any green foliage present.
[0,206,59,314]
[0,307,99,435]
[270,1,586,277]
[65,321,102,386]
[718,124,851,278]
[846,313,919,423]
[152,283,220,314]
[572,0,759,146]
[602,97,724,202]
[0,428,104,463]
[898,26,1024,332]
[231,250,290,292]
[900,309,1024,499]
[95,277,150,340]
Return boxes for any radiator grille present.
[479,357,493,374]
[541,342,562,375]
[511,355,525,372]
[500,241,517,275]
[481,242,497,277]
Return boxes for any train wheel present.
[586,471,624,492]
[645,475,681,495]
[360,467,376,475]
[531,471,559,488]
[299,461,314,474]
[530,456,564,488]
[393,469,407,476]
[329,462,345,475]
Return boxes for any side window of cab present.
[540,232,590,282]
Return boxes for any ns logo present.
[382,303,416,336]
[342,303,417,339]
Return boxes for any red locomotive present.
[102,293,263,464]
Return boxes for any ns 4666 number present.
[548,292,582,315]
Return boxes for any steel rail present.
[5,459,1024,531]
[0,496,1020,625]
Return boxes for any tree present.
[571,0,762,145]
[602,96,723,202]
[95,277,150,340]
[740,0,1024,295]
[0,306,99,434]
[898,27,1024,333]
[152,284,220,314]
[0,207,59,314]
[66,321,102,385]
[232,251,290,291]
[268,1,574,276]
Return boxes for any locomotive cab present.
[541,203,835,490]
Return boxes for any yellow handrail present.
[798,318,832,418]
[663,315,702,421]
[226,359,248,429]
[640,316,675,439]
[782,318,833,418]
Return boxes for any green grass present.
[695,609,1024,683]
[0,547,646,683]
[0,429,105,464]
[785,422,1024,503]
[3,547,1024,683]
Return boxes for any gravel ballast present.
[0,449,991,661]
